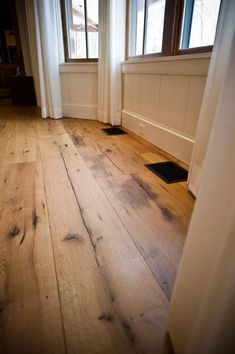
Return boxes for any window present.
[129,0,166,56]
[127,0,221,58]
[61,0,99,61]
[180,0,221,49]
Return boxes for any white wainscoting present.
[122,53,210,164]
[59,63,98,119]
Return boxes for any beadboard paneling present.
[184,76,207,137]
[122,54,209,164]
[158,75,190,132]
[139,74,161,121]
[123,74,140,113]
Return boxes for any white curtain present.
[25,0,63,119]
[188,0,234,195]
[15,0,33,76]
[98,0,126,125]
[168,1,235,353]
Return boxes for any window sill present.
[122,52,210,76]
[59,62,98,73]
[122,52,211,65]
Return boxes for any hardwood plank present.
[101,257,169,352]
[64,120,193,214]
[97,174,184,299]
[37,139,99,272]
[37,120,169,353]
[0,102,194,354]
[59,143,139,266]
[60,257,169,354]
[5,118,38,164]
[63,118,194,298]
[63,120,124,179]
[73,130,194,232]
[0,162,65,354]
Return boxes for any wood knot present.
[8,226,20,238]
[63,234,81,241]
[159,206,173,221]
[32,210,39,229]
[98,313,114,322]
[122,320,135,343]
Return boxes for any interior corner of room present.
[0,0,234,353]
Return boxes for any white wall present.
[60,63,98,120]
[122,53,210,164]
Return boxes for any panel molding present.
[60,63,98,119]
[122,110,194,165]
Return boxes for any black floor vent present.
[102,127,127,136]
[145,161,188,184]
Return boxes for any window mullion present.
[181,0,194,48]
[84,0,89,59]
[161,0,179,56]
[142,0,147,55]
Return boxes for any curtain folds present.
[169,1,235,353]
[188,0,235,195]
[25,0,63,119]
[98,0,126,125]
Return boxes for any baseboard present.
[122,110,194,165]
[62,104,97,120]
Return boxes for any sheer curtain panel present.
[188,0,234,195]
[25,0,63,119]
[168,2,235,353]
[98,0,126,125]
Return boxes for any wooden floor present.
[0,101,194,354]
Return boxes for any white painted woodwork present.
[139,74,160,121]
[158,75,190,132]
[60,63,98,119]
[59,55,209,164]
[122,54,210,164]
[184,76,207,137]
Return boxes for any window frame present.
[60,0,98,63]
[126,0,219,60]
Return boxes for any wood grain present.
[0,101,194,353]
[0,162,65,354]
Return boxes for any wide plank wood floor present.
[0,100,194,354]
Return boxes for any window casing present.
[127,0,221,59]
[61,0,99,62]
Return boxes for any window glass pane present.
[87,0,99,58]
[66,0,86,59]
[145,0,166,54]
[129,0,145,56]
[181,0,221,49]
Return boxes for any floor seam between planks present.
[59,146,100,268]
[35,119,69,354]
[94,175,171,302]
[0,102,194,353]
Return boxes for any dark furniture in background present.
[10,76,36,105]
[0,0,25,99]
